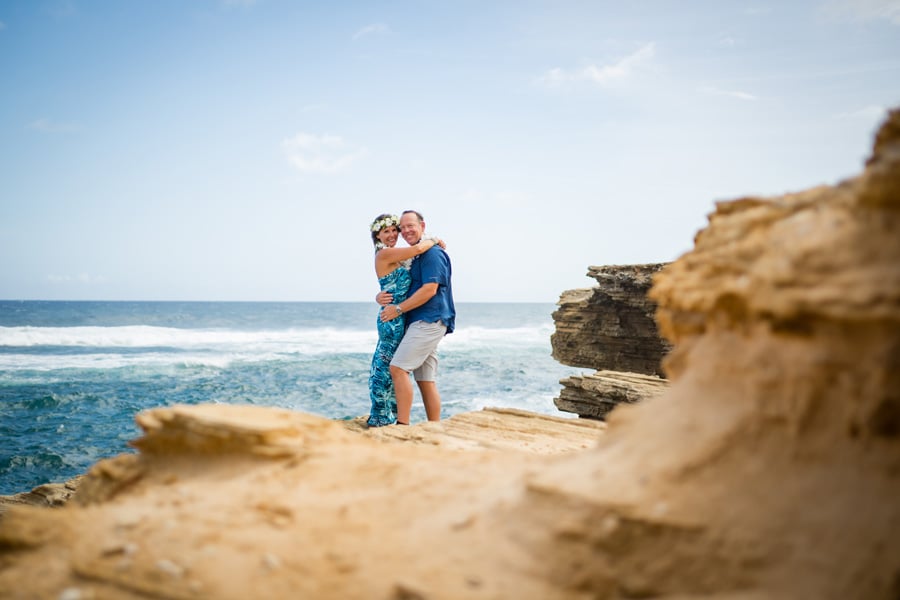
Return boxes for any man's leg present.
[390,365,413,424]
[417,380,441,421]
[413,350,442,421]
[391,321,446,424]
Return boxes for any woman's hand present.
[417,235,446,252]
[376,291,393,306]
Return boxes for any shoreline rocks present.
[0,408,602,515]
[551,263,672,419]
[0,478,81,517]
[551,263,671,376]
[554,370,669,420]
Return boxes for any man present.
[378,210,455,424]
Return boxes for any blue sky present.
[1,0,898,302]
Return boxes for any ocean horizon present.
[0,300,581,495]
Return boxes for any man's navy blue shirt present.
[407,246,455,334]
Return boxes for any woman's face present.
[377,225,399,247]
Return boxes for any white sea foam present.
[0,352,248,372]
[0,325,377,352]
[0,324,552,349]
[0,323,554,372]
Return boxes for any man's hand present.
[380,304,402,322]
[376,291,393,306]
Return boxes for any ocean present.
[0,300,580,495]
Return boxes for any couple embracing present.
[367,210,455,427]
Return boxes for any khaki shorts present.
[390,320,446,381]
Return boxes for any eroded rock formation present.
[0,405,605,599]
[0,478,81,517]
[1,109,898,599]
[552,264,672,376]
[554,370,670,420]
[552,264,672,418]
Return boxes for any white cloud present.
[353,23,390,40]
[699,85,758,101]
[716,35,738,47]
[823,0,900,24]
[537,43,656,87]
[834,104,888,119]
[28,117,83,133]
[281,132,367,174]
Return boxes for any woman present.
[367,213,441,426]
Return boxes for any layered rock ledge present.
[551,263,671,376]
[554,370,670,420]
[0,407,603,516]
[552,263,672,418]
[0,405,605,600]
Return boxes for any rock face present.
[0,478,81,517]
[551,264,672,376]
[0,405,605,600]
[551,264,672,418]
[554,370,670,420]
[1,109,898,599]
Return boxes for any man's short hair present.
[401,210,424,223]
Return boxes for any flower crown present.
[371,215,399,233]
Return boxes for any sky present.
[1,0,899,303]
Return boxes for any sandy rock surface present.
[0,406,604,600]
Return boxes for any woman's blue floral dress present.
[367,265,411,426]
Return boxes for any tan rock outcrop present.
[0,405,604,599]
[0,478,81,517]
[1,109,898,599]
[521,110,900,598]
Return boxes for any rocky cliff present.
[551,264,672,419]
[551,263,671,376]
[1,109,898,599]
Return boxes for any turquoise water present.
[0,301,578,494]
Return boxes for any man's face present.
[399,213,423,245]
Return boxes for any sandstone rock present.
[0,407,602,514]
[343,406,605,453]
[551,263,672,418]
[551,263,672,376]
[0,404,605,599]
[525,107,900,599]
[0,478,81,517]
[554,370,669,420]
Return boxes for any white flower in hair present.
[370,215,399,233]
